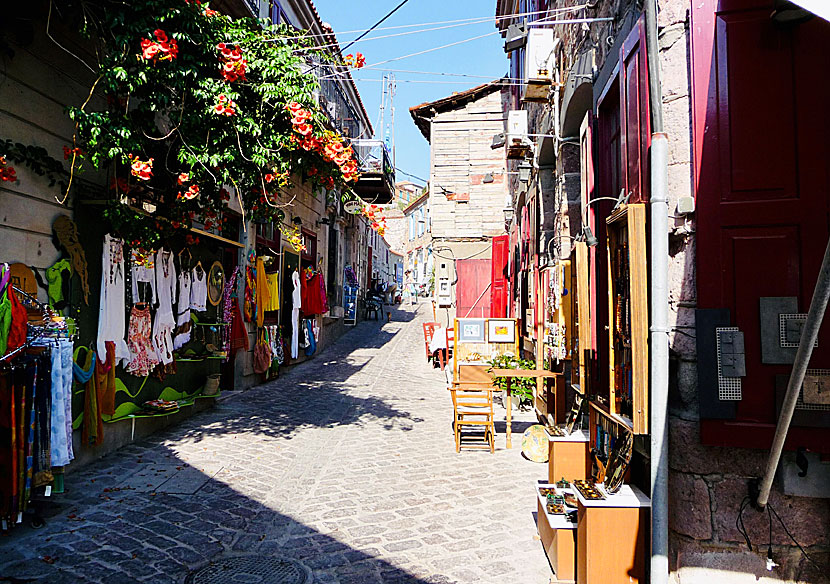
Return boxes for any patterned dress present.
[126,305,158,377]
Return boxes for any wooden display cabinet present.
[605,204,649,434]
[536,484,578,581]
[546,427,590,483]
[575,484,650,584]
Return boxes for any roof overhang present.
[789,0,830,22]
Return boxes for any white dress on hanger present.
[130,250,156,305]
[174,263,192,349]
[291,269,301,359]
[190,264,208,312]
[152,249,177,365]
[97,234,130,366]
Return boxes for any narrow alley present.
[0,305,551,584]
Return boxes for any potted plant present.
[487,354,535,410]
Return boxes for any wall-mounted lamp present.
[503,23,527,53]
[491,133,506,149]
[518,162,533,184]
[483,173,495,184]
[583,225,598,248]
[503,207,515,225]
[316,217,330,226]
[292,216,303,225]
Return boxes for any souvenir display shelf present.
[535,483,577,581]
[588,403,634,488]
[572,241,591,395]
[544,427,590,483]
[605,203,649,434]
[575,483,650,584]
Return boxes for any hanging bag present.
[253,328,272,374]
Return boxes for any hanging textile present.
[130,250,156,306]
[96,341,116,416]
[255,257,270,328]
[45,258,72,312]
[97,235,130,366]
[152,249,176,365]
[126,305,158,377]
[190,263,208,312]
[174,257,193,350]
[304,319,316,357]
[49,338,74,467]
[291,270,301,359]
[243,265,256,322]
[228,298,249,360]
[75,347,102,447]
[6,286,27,355]
[221,267,240,357]
[266,272,280,311]
[32,355,52,489]
[0,371,17,521]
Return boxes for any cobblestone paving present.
[0,305,553,583]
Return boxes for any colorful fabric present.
[0,291,10,356]
[222,267,240,359]
[6,287,27,355]
[45,258,72,311]
[229,299,249,359]
[243,266,255,322]
[76,347,102,447]
[96,342,116,416]
[266,272,280,311]
[255,258,270,328]
[0,373,16,520]
[97,235,130,366]
[49,339,74,467]
[126,305,158,377]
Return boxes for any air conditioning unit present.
[506,110,533,160]
[523,28,556,103]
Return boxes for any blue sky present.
[312,0,508,185]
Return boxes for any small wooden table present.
[491,369,559,449]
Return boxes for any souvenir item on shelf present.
[190,261,208,312]
[591,448,608,483]
[556,477,570,489]
[97,235,130,366]
[208,261,225,307]
[521,424,550,463]
[547,424,565,437]
[573,479,606,501]
[546,499,565,515]
[53,215,89,304]
[564,392,585,435]
[604,429,634,495]
[563,492,578,508]
[538,487,557,497]
[141,399,178,413]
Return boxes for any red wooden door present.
[456,259,492,318]
[693,0,830,449]
[490,235,509,318]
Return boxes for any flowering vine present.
[66,0,362,242]
[0,157,17,182]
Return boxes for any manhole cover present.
[185,557,311,584]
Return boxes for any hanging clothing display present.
[49,338,74,467]
[228,298,249,360]
[190,263,208,312]
[6,283,27,356]
[126,305,158,377]
[152,249,176,365]
[300,270,328,317]
[255,257,270,328]
[174,262,192,350]
[96,341,116,417]
[75,346,102,447]
[291,270,301,359]
[243,265,255,322]
[221,267,240,357]
[45,258,72,311]
[265,272,280,311]
[96,235,130,366]
[304,319,316,356]
[130,251,156,305]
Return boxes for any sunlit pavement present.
[0,304,552,583]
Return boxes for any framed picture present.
[487,319,516,344]
[457,318,485,342]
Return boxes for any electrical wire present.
[768,503,829,573]
[736,496,753,552]
[395,167,428,183]
[341,0,412,53]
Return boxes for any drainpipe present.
[757,238,830,507]
[644,0,669,583]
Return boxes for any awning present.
[791,0,830,22]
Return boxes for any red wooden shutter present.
[693,0,830,450]
[490,235,509,318]
[619,18,650,204]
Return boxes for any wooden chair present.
[438,326,455,370]
[449,383,495,453]
[423,322,440,362]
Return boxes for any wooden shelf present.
[605,203,649,434]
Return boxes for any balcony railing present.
[350,140,395,203]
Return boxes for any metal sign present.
[343,200,362,214]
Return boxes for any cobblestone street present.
[0,304,552,584]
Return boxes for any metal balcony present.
[351,140,395,204]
